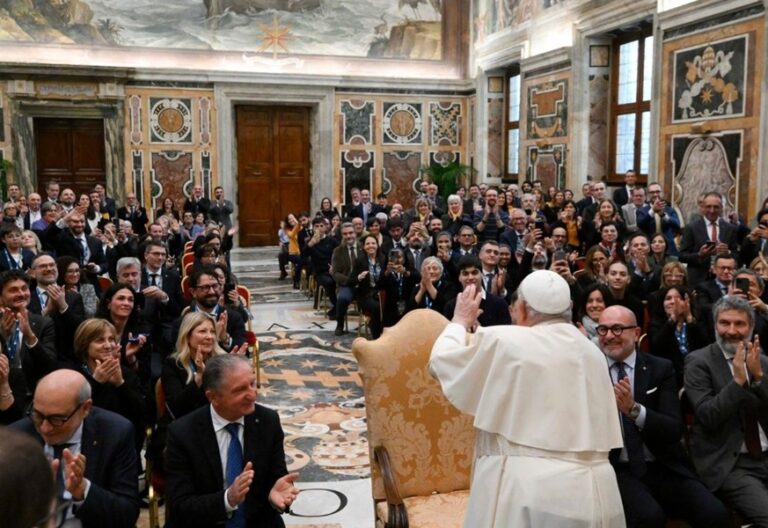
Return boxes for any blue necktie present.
[615,362,647,477]
[225,423,246,528]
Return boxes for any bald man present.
[598,305,728,527]
[11,369,140,528]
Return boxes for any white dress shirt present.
[210,405,245,512]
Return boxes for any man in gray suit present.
[621,187,646,234]
[685,295,768,524]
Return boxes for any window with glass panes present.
[609,28,653,183]
[505,68,521,181]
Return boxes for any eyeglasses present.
[27,402,83,428]
[35,499,72,528]
[196,283,220,292]
[595,325,637,337]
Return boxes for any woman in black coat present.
[353,234,385,339]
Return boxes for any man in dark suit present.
[171,267,246,351]
[679,192,738,287]
[43,208,108,294]
[636,184,681,256]
[739,208,768,266]
[24,192,43,230]
[598,305,728,527]
[349,189,381,225]
[0,269,57,410]
[307,217,339,318]
[694,253,735,317]
[612,170,637,208]
[11,369,140,528]
[581,181,608,222]
[27,253,85,366]
[576,182,596,214]
[93,183,117,219]
[331,222,364,336]
[208,186,235,229]
[165,354,298,528]
[685,296,768,524]
[184,183,211,220]
[116,192,149,237]
[142,241,185,358]
[403,227,431,275]
[462,184,484,216]
[443,255,511,326]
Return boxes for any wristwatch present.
[628,403,641,420]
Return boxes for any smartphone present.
[704,240,716,248]
[736,277,750,294]
[128,333,148,344]
[553,249,567,263]
[224,282,236,298]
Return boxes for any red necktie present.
[711,221,718,242]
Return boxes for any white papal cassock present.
[430,320,625,528]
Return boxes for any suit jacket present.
[43,222,108,289]
[403,246,431,275]
[28,288,85,366]
[184,197,211,219]
[165,404,288,528]
[679,218,738,286]
[116,206,149,237]
[349,202,382,222]
[0,248,34,272]
[331,243,362,287]
[609,352,696,478]
[5,313,57,409]
[684,343,768,490]
[208,199,234,229]
[636,205,682,255]
[10,407,140,528]
[694,279,726,312]
[443,292,511,327]
[612,186,631,207]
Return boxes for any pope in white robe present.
[430,270,625,527]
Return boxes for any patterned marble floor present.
[138,247,374,528]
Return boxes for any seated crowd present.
[282,173,768,526]
[0,181,270,527]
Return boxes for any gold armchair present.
[353,309,474,528]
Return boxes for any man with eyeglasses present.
[171,267,246,351]
[695,253,737,317]
[685,296,768,524]
[432,270,623,526]
[10,369,140,528]
[597,305,728,527]
[27,253,85,367]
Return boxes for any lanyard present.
[3,249,19,270]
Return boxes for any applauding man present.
[165,354,299,528]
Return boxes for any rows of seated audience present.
[0,181,245,526]
[277,172,768,525]
[6,170,768,526]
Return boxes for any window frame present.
[503,66,521,183]
[608,26,653,184]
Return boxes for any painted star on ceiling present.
[256,14,293,60]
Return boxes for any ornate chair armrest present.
[374,445,408,528]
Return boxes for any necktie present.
[80,238,90,265]
[6,320,20,362]
[39,290,48,309]
[711,221,718,242]
[615,362,647,476]
[52,443,73,501]
[225,423,245,528]
[744,403,763,458]
[485,273,494,292]
[348,246,356,265]
[150,274,158,287]
[414,250,421,268]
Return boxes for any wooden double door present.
[35,118,106,196]
[236,106,311,246]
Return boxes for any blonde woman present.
[161,312,227,419]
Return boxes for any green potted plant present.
[419,161,475,198]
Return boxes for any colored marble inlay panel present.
[340,100,375,145]
[382,102,422,145]
[382,150,422,209]
[151,151,193,214]
[672,34,747,122]
[527,79,568,139]
[341,150,374,205]
[149,97,193,144]
[526,144,566,190]
[486,98,504,178]
[429,101,461,146]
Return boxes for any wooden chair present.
[353,309,473,528]
[181,276,193,302]
[147,379,169,528]
[637,333,650,354]
[182,253,195,276]
[245,330,261,388]
[97,276,113,293]
[184,241,193,253]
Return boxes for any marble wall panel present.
[527,79,568,140]
[382,151,423,208]
[430,101,461,146]
[588,74,609,181]
[486,97,504,179]
[340,100,375,145]
[659,16,762,218]
[382,102,423,145]
[526,144,566,190]
[150,151,194,214]
[341,150,375,205]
